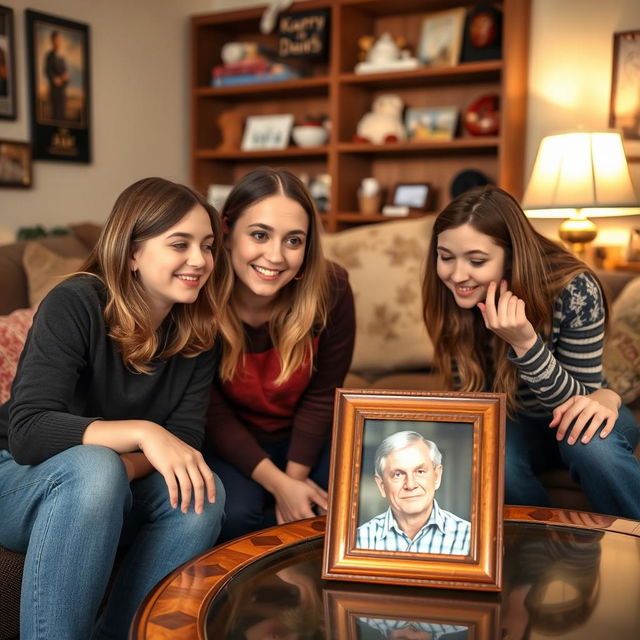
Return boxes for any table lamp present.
[522,131,639,258]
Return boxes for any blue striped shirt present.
[358,618,468,639]
[509,272,606,416]
[355,500,471,554]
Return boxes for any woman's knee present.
[52,445,130,512]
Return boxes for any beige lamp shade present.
[522,131,639,215]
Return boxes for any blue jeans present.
[505,405,640,519]
[208,439,330,542]
[0,445,225,640]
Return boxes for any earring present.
[294,271,304,281]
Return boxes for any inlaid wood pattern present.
[130,517,326,639]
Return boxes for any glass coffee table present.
[131,506,640,639]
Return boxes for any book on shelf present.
[212,68,299,87]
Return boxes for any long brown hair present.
[217,167,330,385]
[422,185,605,410]
[79,177,225,373]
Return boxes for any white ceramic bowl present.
[292,125,328,147]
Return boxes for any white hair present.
[374,430,442,477]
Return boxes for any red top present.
[206,264,355,476]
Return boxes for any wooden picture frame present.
[240,113,294,151]
[0,5,16,119]
[322,389,505,591]
[25,10,91,162]
[406,106,459,141]
[0,140,33,188]
[390,182,433,211]
[324,586,500,639]
[609,30,640,160]
[418,8,466,67]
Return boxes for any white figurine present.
[356,94,407,145]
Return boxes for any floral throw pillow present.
[321,217,434,373]
[0,307,36,405]
[604,276,640,404]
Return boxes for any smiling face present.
[130,204,214,327]
[375,440,443,525]
[227,193,308,308]
[436,222,506,309]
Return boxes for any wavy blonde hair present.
[217,167,330,385]
[78,177,226,373]
[422,185,606,411]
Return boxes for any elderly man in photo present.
[356,430,470,554]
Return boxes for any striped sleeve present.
[510,272,605,411]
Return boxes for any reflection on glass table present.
[204,520,639,640]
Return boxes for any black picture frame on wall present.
[25,9,91,162]
[0,4,17,119]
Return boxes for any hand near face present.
[549,388,621,445]
[477,280,537,356]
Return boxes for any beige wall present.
[1,0,639,246]
[0,0,209,236]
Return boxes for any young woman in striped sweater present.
[206,167,355,541]
[422,185,640,519]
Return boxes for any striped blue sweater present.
[508,272,605,416]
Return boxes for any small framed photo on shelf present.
[609,30,640,159]
[390,182,433,212]
[0,5,17,120]
[240,113,294,151]
[405,106,459,141]
[0,140,33,188]
[418,8,466,67]
[322,389,506,591]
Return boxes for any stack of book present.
[212,60,299,87]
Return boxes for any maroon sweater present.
[206,264,355,476]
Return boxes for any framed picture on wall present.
[25,10,91,162]
[322,389,506,591]
[0,140,33,188]
[609,30,640,160]
[0,5,17,119]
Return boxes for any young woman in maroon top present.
[206,167,355,540]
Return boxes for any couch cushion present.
[22,242,85,307]
[322,217,434,373]
[604,276,640,404]
[0,307,36,405]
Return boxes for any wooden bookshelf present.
[191,0,530,231]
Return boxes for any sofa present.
[1,217,639,638]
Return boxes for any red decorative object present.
[464,94,500,136]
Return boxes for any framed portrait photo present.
[406,106,459,141]
[324,587,500,640]
[0,140,32,188]
[418,8,466,67]
[322,389,505,591]
[25,10,91,162]
[609,30,640,159]
[391,182,433,211]
[0,5,16,119]
[240,113,294,151]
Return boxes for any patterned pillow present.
[0,307,36,405]
[322,217,434,372]
[22,242,84,307]
[604,276,640,404]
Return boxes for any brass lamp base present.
[558,211,597,259]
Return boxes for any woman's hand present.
[273,474,328,525]
[119,452,154,482]
[549,388,621,445]
[477,280,537,356]
[136,422,216,514]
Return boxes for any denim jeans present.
[0,445,225,640]
[208,439,330,543]
[505,404,640,519]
